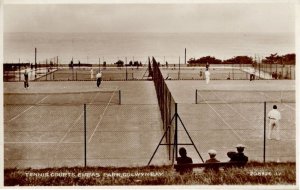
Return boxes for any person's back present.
[204,149,220,172]
[234,144,248,167]
[24,70,28,80]
[235,152,248,163]
[176,148,193,175]
[205,70,210,77]
[268,109,281,121]
[96,72,102,79]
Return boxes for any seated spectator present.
[227,151,237,163]
[176,147,193,175]
[204,149,220,172]
[234,144,248,167]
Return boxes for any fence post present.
[195,90,198,104]
[19,64,21,81]
[84,104,87,167]
[174,103,178,162]
[263,101,266,163]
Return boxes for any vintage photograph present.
[2,0,297,187]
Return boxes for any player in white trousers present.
[205,68,210,84]
[267,105,281,140]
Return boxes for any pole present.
[19,63,21,81]
[174,103,178,161]
[178,56,180,80]
[46,59,48,81]
[263,101,266,163]
[232,63,234,80]
[35,48,37,69]
[184,48,186,64]
[84,104,87,167]
[99,58,101,72]
[195,90,198,104]
[57,56,58,70]
[126,65,128,80]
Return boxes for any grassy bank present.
[4,162,295,186]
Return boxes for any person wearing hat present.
[176,147,193,175]
[204,149,220,172]
[234,144,248,167]
[267,105,281,140]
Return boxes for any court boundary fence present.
[148,57,204,165]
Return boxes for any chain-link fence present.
[149,57,205,165]
[159,64,295,80]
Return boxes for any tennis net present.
[4,90,121,106]
[195,89,295,104]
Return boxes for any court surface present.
[4,79,296,169]
[166,80,295,163]
[4,81,167,169]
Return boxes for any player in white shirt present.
[267,105,281,140]
[96,71,102,88]
[205,68,210,84]
[90,68,94,80]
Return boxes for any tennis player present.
[267,105,281,140]
[90,68,94,80]
[24,67,29,89]
[205,68,210,84]
[96,70,102,88]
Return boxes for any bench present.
[174,161,247,171]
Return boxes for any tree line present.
[187,53,295,66]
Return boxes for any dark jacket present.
[176,156,193,175]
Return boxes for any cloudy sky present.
[3,2,295,33]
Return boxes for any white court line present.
[197,92,244,142]
[210,88,252,124]
[59,112,84,143]
[261,92,295,111]
[5,141,82,144]
[59,91,102,143]
[88,87,118,143]
[8,95,49,122]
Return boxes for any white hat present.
[236,144,246,148]
[208,149,217,155]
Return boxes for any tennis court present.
[166,80,295,163]
[4,81,167,169]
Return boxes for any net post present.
[84,104,87,167]
[119,90,121,105]
[263,101,266,163]
[76,71,78,81]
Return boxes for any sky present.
[3,2,296,33]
